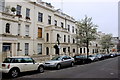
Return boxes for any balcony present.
[2,33,17,37]
[45,25,68,33]
[0,12,18,22]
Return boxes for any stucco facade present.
[0,0,108,60]
[0,0,78,57]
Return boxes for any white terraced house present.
[0,0,103,62]
[0,0,78,59]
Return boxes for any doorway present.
[2,43,11,52]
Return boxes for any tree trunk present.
[107,48,109,54]
[86,39,89,59]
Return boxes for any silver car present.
[44,55,74,69]
[88,55,99,61]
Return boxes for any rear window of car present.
[3,58,34,63]
[75,56,85,58]
[3,58,12,63]
[23,58,33,63]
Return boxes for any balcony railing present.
[1,12,18,21]
[45,25,68,33]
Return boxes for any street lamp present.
[54,34,61,55]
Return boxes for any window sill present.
[37,38,44,40]
[17,49,22,51]
[37,22,44,26]
[3,33,11,35]
[2,33,16,37]
[24,36,31,38]
[25,19,31,23]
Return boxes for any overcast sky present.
[43,0,119,37]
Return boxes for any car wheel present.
[9,69,19,78]
[82,60,85,64]
[71,62,74,67]
[38,66,44,73]
[56,64,61,70]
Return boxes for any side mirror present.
[62,59,64,61]
[33,60,35,64]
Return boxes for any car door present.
[31,58,39,70]
[11,58,26,72]
[60,56,68,67]
[66,56,72,66]
[22,58,38,71]
[61,56,70,67]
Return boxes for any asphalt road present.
[2,56,120,80]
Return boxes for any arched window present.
[84,48,86,53]
[80,48,82,54]
[73,38,75,44]
[6,23,10,33]
[57,34,60,45]
[46,47,49,55]
[73,49,75,53]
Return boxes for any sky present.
[43,0,119,37]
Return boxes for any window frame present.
[72,26,74,33]
[61,22,64,28]
[64,35,66,42]
[18,24,21,35]
[48,15,51,24]
[5,23,10,33]
[25,25,29,37]
[38,12,43,22]
[38,44,42,54]
[26,8,30,18]
[16,5,21,15]
[25,43,29,55]
[68,35,70,43]
[54,20,57,26]
[17,43,20,51]
[38,28,42,38]
[46,33,49,42]
[73,49,75,53]
[68,25,70,31]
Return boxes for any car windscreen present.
[51,56,61,60]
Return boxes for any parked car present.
[88,55,99,61]
[0,56,44,78]
[44,55,74,70]
[73,55,92,64]
[109,53,117,58]
[103,54,111,59]
[116,53,120,56]
[95,54,105,60]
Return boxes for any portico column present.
[11,43,17,56]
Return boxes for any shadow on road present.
[2,71,40,79]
